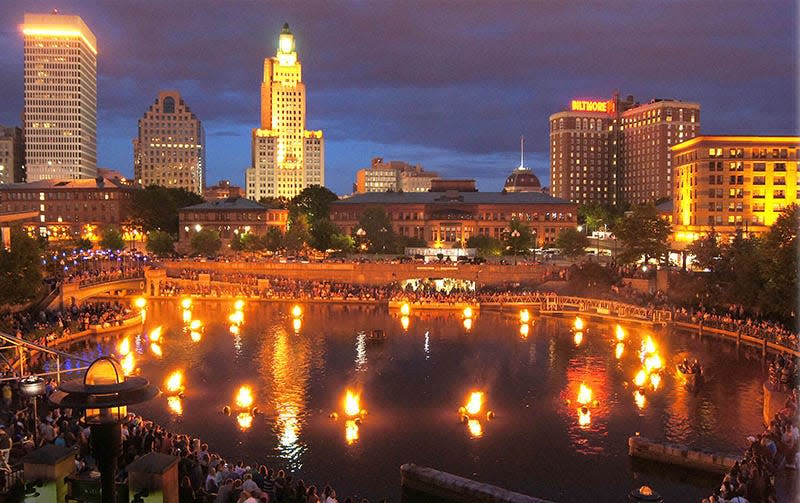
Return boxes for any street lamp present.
[50,357,159,503]
[19,376,46,447]
[510,229,520,265]
[355,228,366,253]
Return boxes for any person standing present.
[0,428,11,467]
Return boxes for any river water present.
[63,300,767,502]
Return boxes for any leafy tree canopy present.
[190,228,221,256]
[466,235,503,257]
[0,227,43,306]
[131,186,204,235]
[146,230,175,256]
[100,226,125,251]
[554,228,590,257]
[613,204,671,264]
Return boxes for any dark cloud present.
[0,1,796,194]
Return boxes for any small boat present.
[677,361,703,388]
[367,329,387,343]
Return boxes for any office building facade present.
[354,158,440,193]
[0,126,25,184]
[246,24,324,200]
[23,12,97,181]
[671,136,799,243]
[133,90,206,194]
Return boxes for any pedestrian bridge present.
[56,277,145,308]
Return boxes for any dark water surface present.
[65,300,767,502]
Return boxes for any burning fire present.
[465,391,483,416]
[150,342,163,358]
[229,324,240,335]
[345,419,359,444]
[234,299,245,311]
[634,369,647,387]
[463,306,474,319]
[463,318,473,331]
[237,412,253,430]
[520,309,530,324]
[167,396,183,415]
[615,342,625,360]
[641,335,656,357]
[121,352,135,376]
[344,390,361,417]
[634,390,646,409]
[643,354,663,374]
[615,325,625,341]
[576,383,592,405]
[519,323,530,338]
[574,317,584,331]
[149,326,162,342]
[118,337,131,356]
[134,297,146,310]
[649,373,662,390]
[165,370,184,395]
[189,319,202,330]
[573,331,583,346]
[578,407,591,427]
[182,309,192,324]
[400,303,410,316]
[181,298,192,309]
[467,419,483,438]
[190,331,202,342]
[400,316,410,331]
[292,318,302,333]
[236,386,254,409]
[291,305,303,318]
[229,311,244,325]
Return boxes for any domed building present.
[504,167,542,193]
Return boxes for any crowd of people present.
[767,354,798,392]
[673,309,799,351]
[703,389,798,503]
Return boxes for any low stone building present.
[177,197,288,253]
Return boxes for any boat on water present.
[677,359,704,387]
[367,329,387,343]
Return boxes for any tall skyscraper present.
[22,12,97,181]
[549,94,699,205]
[133,90,206,195]
[0,126,25,184]
[246,23,324,200]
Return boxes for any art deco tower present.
[22,12,97,181]
[246,23,324,200]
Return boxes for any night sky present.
[0,1,796,195]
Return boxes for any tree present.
[687,229,722,271]
[131,186,204,234]
[758,204,798,324]
[357,207,396,253]
[0,227,43,305]
[72,237,93,251]
[100,226,125,251]
[504,218,534,255]
[555,228,590,257]
[146,230,175,256]
[309,217,340,251]
[284,214,311,253]
[329,233,355,254]
[466,235,503,257]
[263,227,284,252]
[258,196,289,209]
[290,186,338,224]
[613,204,671,264]
[191,228,221,256]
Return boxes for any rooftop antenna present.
[519,135,525,170]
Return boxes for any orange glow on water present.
[465,391,483,416]
[292,318,302,333]
[149,342,162,358]
[400,316,410,330]
[167,396,183,415]
[189,319,202,330]
[237,412,253,430]
[615,325,625,341]
[236,385,254,409]
[615,342,625,359]
[519,323,530,338]
[149,326,162,342]
[577,383,592,406]
[181,298,192,309]
[634,390,646,409]
[634,370,647,387]
[344,390,360,417]
[234,299,245,311]
[574,317,584,331]
[190,331,202,342]
[165,370,184,394]
[134,297,146,310]
[578,407,591,427]
[463,306,474,318]
[182,309,192,323]
[400,303,410,316]
[118,337,130,356]
[467,419,483,438]
[463,318,473,331]
[520,309,530,323]
[573,331,583,346]
[345,419,359,444]
[121,352,135,376]
[291,305,302,318]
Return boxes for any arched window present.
[163,97,175,114]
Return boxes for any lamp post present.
[50,357,159,503]
[355,228,366,254]
[510,229,520,265]
[19,376,46,447]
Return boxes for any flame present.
[400,303,410,316]
[134,297,146,310]
[577,383,592,405]
[345,419,359,445]
[236,412,253,430]
[167,396,183,415]
[234,299,245,311]
[578,407,591,427]
[150,342,163,358]
[641,335,656,356]
[149,326,162,342]
[291,305,302,318]
[615,342,625,359]
[190,330,202,342]
[465,391,483,416]
[344,390,360,417]
[400,316,410,331]
[189,319,202,330]
[574,317,584,331]
[463,318,473,331]
[181,298,192,309]
[519,323,530,338]
[467,419,483,438]
[520,309,530,324]
[634,369,647,387]
[292,318,302,333]
[118,337,131,356]
[236,385,254,409]
[634,389,646,409]
[229,324,240,335]
[165,370,184,394]
[229,311,244,325]
[644,354,663,374]
[121,352,135,376]
[182,309,192,323]
[615,324,625,341]
[649,373,661,390]
[573,331,583,346]
[463,306,474,318]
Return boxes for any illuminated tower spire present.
[519,135,525,170]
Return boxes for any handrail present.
[0,331,93,364]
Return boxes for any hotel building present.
[0,126,25,184]
[22,12,97,181]
[133,90,206,195]
[671,136,799,243]
[550,94,699,205]
[246,23,324,200]
[354,158,440,193]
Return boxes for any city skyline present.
[0,1,795,195]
